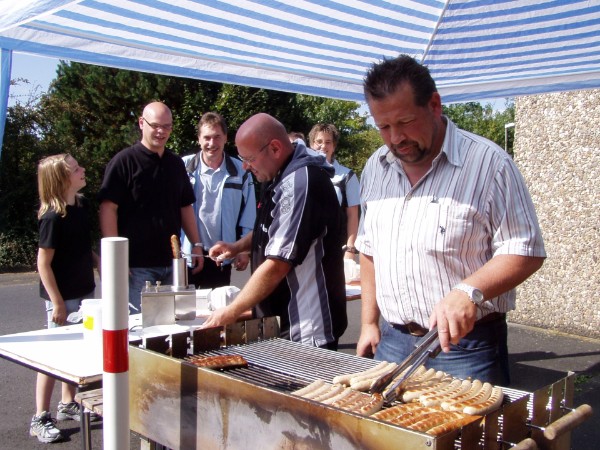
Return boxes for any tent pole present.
[0,48,12,158]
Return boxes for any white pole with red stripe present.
[101,237,130,450]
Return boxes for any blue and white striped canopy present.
[1,0,600,103]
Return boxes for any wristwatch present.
[342,245,359,254]
[452,283,485,305]
[192,243,204,257]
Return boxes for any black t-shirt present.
[38,198,95,300]
[98,142,196,267]
[251,150,347,346]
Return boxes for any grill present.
[128,317,591,450]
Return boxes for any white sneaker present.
[30,411,62,443]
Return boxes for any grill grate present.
[201,338,377,384]
[195,338,532,404]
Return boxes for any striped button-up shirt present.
[355,118,546,327]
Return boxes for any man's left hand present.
[233,253,249,271]
[202,305,237,328]
[190,246,205,274]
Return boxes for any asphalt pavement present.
[0,271,597,449]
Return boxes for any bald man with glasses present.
[204,113,348,350]
[99,101,203,313]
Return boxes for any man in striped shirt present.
[355,55,546,385]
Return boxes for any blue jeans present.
[375,317,510,386]
[129,266,172,314]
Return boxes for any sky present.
[7,53,60,107]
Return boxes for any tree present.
[40,61,376,176]
[443,100,515,154]
[0,97,47,270]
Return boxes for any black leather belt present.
[390,322,429,337]
[390,312,506,337]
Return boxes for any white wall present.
[511,90,600,338]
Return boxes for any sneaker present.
[56,401,81,421]
[30,411,62,443]
[86,407,101,422]
[57,401,101,422]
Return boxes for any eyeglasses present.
[142,116,173,131]
[238,141,270,164]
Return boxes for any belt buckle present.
[407,322,426,337]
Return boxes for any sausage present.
[462,386,504,415]
[442,382,493,411]
[170,234,180,259]
[420,379,472,407]
[303,382,334,400]
[332,361,390,386]
[402,370,447,391]
[407,410,465,432]
[372,402,423,421]
[358,393,384,416]
[185,354,248,369]
[404,367,438,385]
[322,386,355,405]
[383,368,444,400]
[334,392,383,416]
[381,365,429,399]
[390,407,439,427]
[350,362,398,391]
[401,376,453,403]
[426,414,479,436]
[348,362,394,386]
[333,361,390,386]
[292,379,326,397]
[311,384,345,402]
[440,379,483,410]
[331,390,364,408]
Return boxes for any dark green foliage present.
[0,229,38,271]
[443,100,515,154]
[0,99,47,270]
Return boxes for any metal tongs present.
[370,327,442,404]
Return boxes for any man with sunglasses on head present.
[99,101,203,313]
[203,113,347,350]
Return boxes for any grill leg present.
[79,397,92,450]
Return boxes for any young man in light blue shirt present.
[182,112,256,288]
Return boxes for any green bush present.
[0,229,38,272]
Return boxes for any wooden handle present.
[511,438,538,450]
[170,234,180,259]
[544,404,593,440]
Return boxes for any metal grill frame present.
[127,317,579,450]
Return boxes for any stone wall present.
[511,90,600,339]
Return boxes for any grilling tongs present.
[370,327,442,404]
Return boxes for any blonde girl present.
[30,154,99,443]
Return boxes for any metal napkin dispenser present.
[141,281,196,328]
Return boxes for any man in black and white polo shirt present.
[203,113,347,350]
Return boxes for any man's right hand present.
[208,241,236,266]
[51,301,67,326]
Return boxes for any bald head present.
[235,113,294,182]
[139,102,173,154]
[236,113,289,145]
[143,102,172,120]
